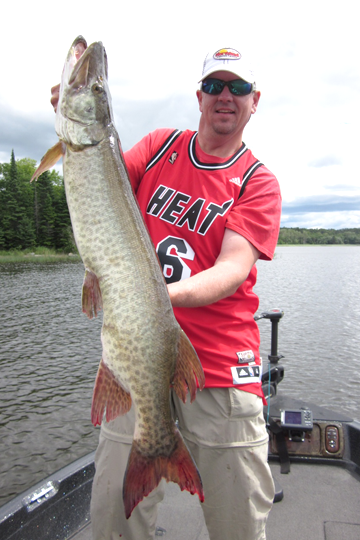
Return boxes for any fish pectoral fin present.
[82,270,103,319]
[172,329,205,403]
[91,359,132,426]
[123,429,204,519]
[30,141,65,182]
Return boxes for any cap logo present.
[213,48,241,61]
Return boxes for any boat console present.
[257,310,359,473]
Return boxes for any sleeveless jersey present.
[124,129,281,401]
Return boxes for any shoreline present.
[0,250,81,264]
[1,244,358,264]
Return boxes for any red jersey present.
[124,129,281,401]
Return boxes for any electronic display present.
[280,409,313,430]
[284,411,302,424]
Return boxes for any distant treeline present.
[0,151,75,252]
[278,227,360,245]
[1,152,360,252]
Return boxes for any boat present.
[1,309,359,540]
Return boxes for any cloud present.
[308,155,342,168]
[283,195,360,214]
[281,211,360,230]
[112,94,199,152]
[0,103,58,164]
[0,94,200,164]
[1,1,359,233]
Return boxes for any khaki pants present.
[91,388,274,540]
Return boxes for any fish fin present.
[82,270,103,319]
[30,141,65,182]
[91,359,132,426]
[172,329,205,403]
[123,429,204,519]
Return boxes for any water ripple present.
[0,262,102,505]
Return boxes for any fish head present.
[56,36,113,148]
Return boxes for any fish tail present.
[172,329,205,403]
[123,429,204,519]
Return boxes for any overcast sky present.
[1,0,359,229]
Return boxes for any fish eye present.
[92,83,104,94]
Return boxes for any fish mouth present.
[64,35,108,91]
[56,35,111,144]
[68,36,88,66]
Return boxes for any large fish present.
[32,36,205,519]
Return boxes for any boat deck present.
[2,396,359,540]
[71,461,360,540]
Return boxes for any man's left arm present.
[167,229,260,308]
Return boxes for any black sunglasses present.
[201,77,254,96]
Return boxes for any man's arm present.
[167,229,260,308]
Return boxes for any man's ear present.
[251,91,261,115]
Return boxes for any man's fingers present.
[50,83,60,112]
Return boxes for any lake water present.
[0,245,360,506]
[256,246,360,418]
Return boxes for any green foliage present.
[0,151,75,252]
[278,228,360,245]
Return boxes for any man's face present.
[196,70,260,139]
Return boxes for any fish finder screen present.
[284,411,302,424]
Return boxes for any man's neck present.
[197,124,244,159]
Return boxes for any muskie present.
[32,36,205,518]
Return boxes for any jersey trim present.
[145,129,183,172]
[188,132,248,170]
[239,161,263,199]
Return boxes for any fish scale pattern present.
[64,141,180,457]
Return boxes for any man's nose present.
[218,85,233,100]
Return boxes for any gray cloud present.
[282,194,360,214]
[281,210,360,230]
[112,94,199,151]
[0,94,199,163]
[0,104,58,164]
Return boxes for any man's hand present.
[167,229,260,308]
[51,84,60,112]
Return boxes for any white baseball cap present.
[199,47,256,84]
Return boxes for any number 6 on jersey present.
[156,236,195,284]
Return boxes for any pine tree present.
[1,150,27,249]
[34,170,56,247]
[52,175,75,252]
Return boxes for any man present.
[53,46,281,540]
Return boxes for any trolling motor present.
[257,309,313,437]
[255,308,284,364]
[256,309,314,481]
[256,309,285,399]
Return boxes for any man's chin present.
[213,124,236,136]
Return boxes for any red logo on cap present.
[214,48,241,60]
